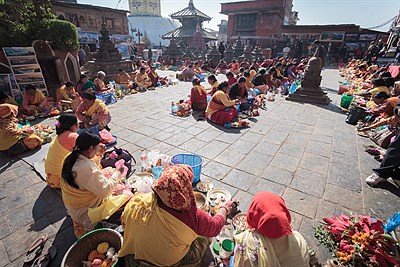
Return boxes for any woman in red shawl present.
[234,191,310,267]
[190,78,207,112]
[206,81,239,127]
[119,165,233,266]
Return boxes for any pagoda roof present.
[170,0,211,21]
[162,25,216,41]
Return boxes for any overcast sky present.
[80,0,398,32]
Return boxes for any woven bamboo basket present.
[61,228,123,267]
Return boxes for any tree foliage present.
[0,0,79,51]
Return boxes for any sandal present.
[31,246,57,267]
[24,234,48,263]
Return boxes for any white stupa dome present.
[128,15,180,47]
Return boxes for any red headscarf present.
[247,191,293,239]
[152,164,195,211]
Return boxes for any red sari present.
[190,85,207,111]
[206,91,237,125]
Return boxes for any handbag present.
[346,106,366,125]
[101,148,136,177]
[369,126,399,149]
[77,125,100,137]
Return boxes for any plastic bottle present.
[140,148,147,171]
[171,102,179,114]
[289,83,297,94]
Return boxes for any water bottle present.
[289,83,297,94]
[171,102,179,114]
[140,148,147,171]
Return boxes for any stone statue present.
[84,23,133,82]
[234,36,244,58]
[286,57,330,105]
[224,44,234,63]
[242,45,253,61]
[96,24,122,62]
[207,45,221,63]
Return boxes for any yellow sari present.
[85,99,107,117]
[44,136,70,188]
[119,192,197,266]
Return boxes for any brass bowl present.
[194,192,209,212]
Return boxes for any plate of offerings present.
[196,181,213,193]
[232,213,249,232]
[207,189,231,205]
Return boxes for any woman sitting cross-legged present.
[76,74,96,94]
[118,165,232,267]
[206,81,239,128]
[21,85,49,115]
[57,81,81,111]
[234,191,310,267]
[44,114,79,189]
[190,78,208,112]
[366,92,398,119]
[147,66,160,88]
[61,132,125,238]
[136,67,153,91]
[94,71,110,92]
[229,77,252,111]
[76,91,111,130]
[0,104,42,155]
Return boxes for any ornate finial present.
[189,0,194,8]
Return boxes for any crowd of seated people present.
[339,60,399,187]
[185,56,306,127]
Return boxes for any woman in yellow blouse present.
[57,81,81,111]
[135,67,152,90]
[206,81,239,127]
[0,92,18,106]
[61,132,125,238]
[0,104,42,155]
[76,91,111,130]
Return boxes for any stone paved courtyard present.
[0,68,399,266]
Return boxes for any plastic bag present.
[266,91,274,101]
[384,212,400,233]
[99,129,116,144]
[115,159,128,178]
[340,93,353,109]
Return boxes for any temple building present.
[220,0,387,58]
[162,0,217,45]
[128,0,179,47]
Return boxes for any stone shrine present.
[286,57,330,105]
[242,45,253,61]
[207,45,221,63]
[163,37,181,64]
[233,36,244,59]
[224,44,234,63]
[85,24,133,82]
[252,46,263,61]
[96,24,122,62]
[183,47,195,60]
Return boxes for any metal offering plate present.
[207,189,231,205]
[126,172,155,188]
[232,213,249,231]
[196,181,214,193]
